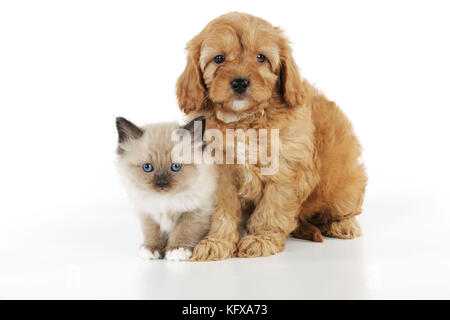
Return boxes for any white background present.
[1,0,449,299]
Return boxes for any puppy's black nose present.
[230,78,250,94]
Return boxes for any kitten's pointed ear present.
[116,117,143,143]
[183,115,206,142]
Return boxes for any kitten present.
[115,116,217,261]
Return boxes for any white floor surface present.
[1,191,449,299]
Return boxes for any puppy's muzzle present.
[230,77,250,94]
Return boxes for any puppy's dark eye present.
[213,55,226,64]
[257,54,266,63]
[171,163,182,172]
[142,163,154,172]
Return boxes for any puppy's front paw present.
[190,238,237,261]
[165,247,192,261]
[138,245,163,260]
[238,234,285,258]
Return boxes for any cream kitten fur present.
[115,116,217,261]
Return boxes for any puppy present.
[115,116,217,261]
[176,12,367,260]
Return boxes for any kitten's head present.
[115,116,206,194]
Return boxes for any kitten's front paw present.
[165,247,192,261]
[138,245,162,260]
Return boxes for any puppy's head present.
[177,12,305,117]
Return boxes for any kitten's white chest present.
[158,213,175,233]
[132,191,188,233]
[121,175,216,234]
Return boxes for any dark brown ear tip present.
[115,117,143,142]
[196,115,206,135]
[116,116,130,123]
[184,115,206,128]
[192,115,206,128]
[115,117,127,128]
[183,115,207,140]
[193,115,206,122]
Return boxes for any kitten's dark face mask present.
[115,116,206,193]
[138,162,183,191]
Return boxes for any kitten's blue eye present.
[142,163,154,172]
[170,163,182,172]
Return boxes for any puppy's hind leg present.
[318,216,361,239]
[309,163,366,240]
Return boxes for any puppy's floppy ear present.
[176,37,207,114]
[278,36,306,108]
[116,117,143,153]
